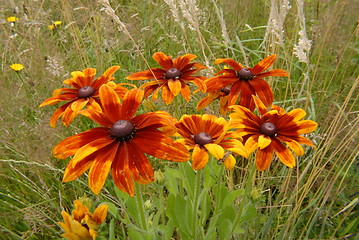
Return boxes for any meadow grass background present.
[1,0,358,239]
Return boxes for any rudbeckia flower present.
[39,66,127,127]
[10,63,24,72]
[229,95,318,171]
[204,55,289,112]
[175,114,248,170]
[53,85,189,196]
[126,52,207,105]
[58,199,108,240]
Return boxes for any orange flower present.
[175,114,248,170]
[196,87,231,115]
[202,55,288,112]
[58,199,108,240]
[39,66,128,127]
[229,96,318,171]
[126,52,207,105]
[53,85,189,196]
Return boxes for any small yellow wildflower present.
[10,64,24,72]
[7,16,18,23]
[49,21,62,30]
[58,199,108,240]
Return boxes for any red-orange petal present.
[63,154,94,182]
[126,68,164,80]
[153,52,173,70]
[111,142,135,196]
[39,93,78,107]
[49,102,72,128]
[256,146,274,171]
[92,66,120,89]
[99,84,122,122]
[180,82,191,102]
[192,145,209,170]
[53,127,110,159]
[251,55,276,75]
[132,130,189,162]
[214,58,244,71]
[173,54,197,71]
[249,78,274,107]
[272,138,296,168]
[257,69,289,78]
[88,143,118,195]
[119,89,144,120]
[127,143,154,184]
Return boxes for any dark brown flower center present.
[78,86,96,98]
[221,86,231,95]
[237,68,254,81]
[260,122,277,137]
[165,68,182,79]
[109,120,136,141]
[194,132,214,146]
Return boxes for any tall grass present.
[1,0,357,239]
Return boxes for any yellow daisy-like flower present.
[10,63,24,72]
[175,114,248,170]
[7,16,18,23]
[58,199,108,240]
[229,95,318,170]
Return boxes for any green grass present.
[1,0,358,239]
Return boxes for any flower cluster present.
[58,198,108,240]
[40,52,317,198]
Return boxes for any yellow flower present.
[58,199,108,240]
[7,16,18,23]
[49,21,62,30]
[10,64,24,72]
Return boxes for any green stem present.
[192,169,202,239]
[135,184,147,231]
[231,162,256,233]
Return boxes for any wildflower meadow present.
[1,0,358,239]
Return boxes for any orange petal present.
[93,204,108,224]
[132,130,189,162]
[120,89,144,120]
[173,54,197,71]
[251,55,276,75]
[278,120,318,136]
[180,83,191,102]
[88,143,118,195]
[238,81,256,111]
[126,68,164,80]
[167,79,182,96]
[192,145,209,170]
[71,138,115,166]
[62,103,79,127]
[49,102,72,128]
[79,109,113,127]
[162,85,175,104]
[127,143,154,184]
[92,66,120,89]
[257,69,289,78]
[277,109,306,126]
[111,143,135,196]
[250,78,274,107]
[153,52,173,70]
[252,95,269,115]
[99,84,122,122]
[256,147,274,171]
[71,98,88,112]
[214,58,244,71]
[53,127,110,159]
[272,138,296,168]
[63,154,94,182]
[229,105,261,124]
